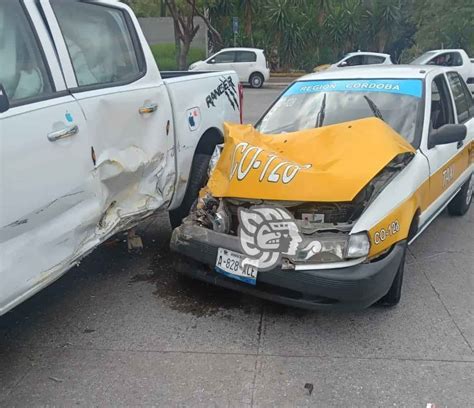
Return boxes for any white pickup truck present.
[411,49,474,94]
[0,0,241,315]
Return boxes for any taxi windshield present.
[257,79,424,146]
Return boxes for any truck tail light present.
[238,82,244,124]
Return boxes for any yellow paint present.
[426,144,471,207]
[368,195,419,257]
[208,118,415,202]
[368,143,472,257]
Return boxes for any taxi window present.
[430,75,455,129]
[447,72,472,123]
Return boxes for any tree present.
[240,0,255,46]
[165,0,200,69]
[410,0,474,55]
[124,0,163,17]
[186,0,224,51]
[129,0,474,72]
[363,0,401,52]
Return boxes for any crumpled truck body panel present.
[0,0,240,316]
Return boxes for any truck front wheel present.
[169,153,211,229]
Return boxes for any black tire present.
[377,248,406,307]
[447,175,473,216]
[169,153,211,229]
[249,72,264,89]
[377,214,418,307]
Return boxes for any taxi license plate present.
[215,248,258,285]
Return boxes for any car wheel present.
[249,73,264,89]
[169,153,211,229]
[377,247,406,307]
[447,175,473,216]
[377,215,418,307]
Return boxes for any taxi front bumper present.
[170,224,406,310]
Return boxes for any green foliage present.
[409,0,474,56]
[150,43,206,70]
[124,0,164,17]
[132,0,474,72]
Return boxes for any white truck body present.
[0,0,240,315]
[410,49,474,94]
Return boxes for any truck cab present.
[411,49,474,95]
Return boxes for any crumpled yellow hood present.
[208,118,415,202]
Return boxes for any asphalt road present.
[1,87,473,407]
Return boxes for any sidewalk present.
[266,75,302,88]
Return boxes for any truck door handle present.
[47,124,79,142]
[457,140,464,149]
[139,103,158,114]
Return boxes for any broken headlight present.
[211,200,231,234]
[345,232,371,258]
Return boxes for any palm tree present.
[239,0,256,46]
[316,0,331,26]
[364,0,401,52]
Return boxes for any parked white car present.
[315,52,393,71]
[189,48,270,88]
[410,49,474,94]
[0,0,241,316]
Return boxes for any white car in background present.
[410,49,474,94]
[315,51,393,71]
[189,47,270,88]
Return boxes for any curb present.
[265,83,291,89]
[270,73,306,78]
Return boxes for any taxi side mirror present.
[339,61,348,67]
[0,84,9,113]
[428,124,467,149]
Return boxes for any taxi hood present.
[207,118,415,202]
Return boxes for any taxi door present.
[419,73,471,227]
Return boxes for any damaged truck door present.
[0,0,100,314]
[0,0,241,315]
[45,1,176,234]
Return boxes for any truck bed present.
[161,71,215,79]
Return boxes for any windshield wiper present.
[315,93,327,128]
[363,95,384,121]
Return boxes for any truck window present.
[428,52,462,67]
[430,75,455,130]
[0,1,53,105]
[447,72,474,121]
[51,1,144,88]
